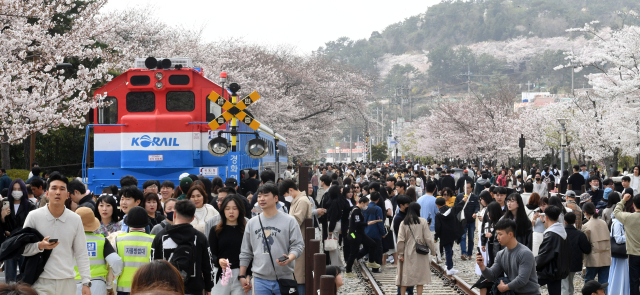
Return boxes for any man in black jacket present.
[435,195,466,276]
[439,169,456,193]
[455,182,479,260]
[562,212,591,295]
[455,170,474,195]
[567,165,586,193]
[536,206,570,295]
[152,200,213,295]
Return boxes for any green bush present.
[6,169,30,181]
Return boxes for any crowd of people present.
[0,160,636,295]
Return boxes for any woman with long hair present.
[186,185,219,233]
[602,192,621,228]
[474,201,504,295]
[531,196,548,256]
[209,194,249,295]
[548,195,569,224]
[94,194,122,237]
[326,185,345,267]
[210,177,224,205]
[582,202,611,285]
[503,193,533,250]
[143,192,166,227]
[406,187,417,203]
[2,178,35,283]
[130,260,185,295]
[340,185,355,267]
[396,202,437,295]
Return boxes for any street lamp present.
[557,118,568,178]
[477,147,484,168]
[519,134,525,179]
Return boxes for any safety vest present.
[74,233,108,281]
[116,231,154,292]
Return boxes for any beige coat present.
[396,217,437,286]
[582,217,611,267]
[289,191,313,284]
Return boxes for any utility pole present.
[526,81,532,92]
[467,63,471,98]
[349,127,352,162]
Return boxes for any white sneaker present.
[446,268,459,276]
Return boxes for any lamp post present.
[557,118,568,178]
[478,147,484,168]
[519,134,526,179]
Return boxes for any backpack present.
[542,173,551,184]
[167,235,197,283]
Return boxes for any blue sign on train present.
[131,135,180,147]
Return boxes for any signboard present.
[320,157,326,163]
[199,167,219,176]
[207,90,262,130]
[148,155,163,161]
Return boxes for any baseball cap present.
[581,280,608,295]
[565,190,577,198]
[179,172,190,181]
[463,169,468,173]
[225,177,238,187]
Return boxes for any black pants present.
[630,254,640,295]
[364,238,383,272]
[346,234,377,273]
[341,231,350,263]
[538,278,561,295]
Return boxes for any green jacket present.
[613,200,640,256]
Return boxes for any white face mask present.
[12,191,23,200]
[592,185,599,190]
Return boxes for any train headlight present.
[155,72,163,80]
[208,136,230,156]
[155,82,163,89]
[246,138,268,159]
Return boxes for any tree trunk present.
[1,141,10,170]
[612,148,620,173]
[23,136,30,170]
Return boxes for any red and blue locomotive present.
[82,57,287,192]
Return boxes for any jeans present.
[297,284,305,295]
[443,243,453,270]
[4,256,23,283]
[630,255,640,295]
[398,286,414,295]
[585,266,610,293]
[313,186,318,197]
[561,272,575,295]
[460,222,475,256]
[538,278,561,295]
[254,277,280,295]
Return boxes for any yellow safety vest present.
[116,231,154,292]
[74,233,108,281]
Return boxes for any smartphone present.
[477,246,482,254]
[277,255,288,263]
[2,200,8,210]
[49,239,58,243]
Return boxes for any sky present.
[102,0,441,54]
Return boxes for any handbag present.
[456,195,470,228]
[610,236,627,258]
[324,237,338,251]
[407,223,429,255]
[258,215,299,295]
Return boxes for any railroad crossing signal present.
[207,90,262,131]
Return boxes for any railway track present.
[356,259,479,295]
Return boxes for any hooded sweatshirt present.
[151,223,213,294]
[535,222,570,280]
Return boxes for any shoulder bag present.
[258,215,299,295]
[407,222,429,255]
[610,223,627,258]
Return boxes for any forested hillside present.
[316,0,640,99]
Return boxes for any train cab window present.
[166,91,195,112]
[168,75,190,85]
[99,96,118,124]
[130,75,150,86]
[206,92,222,121]
[126,92,155,112]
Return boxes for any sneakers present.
[366,262,381,269]
[345,272,357,278]
[446,268,459,276]
[461,255,467,260]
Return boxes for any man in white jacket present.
[22,172,92,295]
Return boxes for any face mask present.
[592,185,598,190]
[12,191,23,200]
[166,211,174,221]
[535,178,541,181]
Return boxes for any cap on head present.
[225,177,238,187]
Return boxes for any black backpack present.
[168,235,197,283]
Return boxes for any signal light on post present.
[207,133,268,159]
